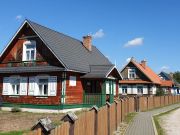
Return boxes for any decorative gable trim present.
[105,66,123,79]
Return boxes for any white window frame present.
[23,40,36,61]
[137,85,143,94]
[69,76,76,86]
[10,77,20,95]
[37,76,49,96]
[122,85,128,94]
[128,68,136,79]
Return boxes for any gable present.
[0,23,63,68]
[121,61,151,82]
[107,67,122,79]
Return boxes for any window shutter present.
[48,76,57,96]
[28,77,36,95]
[3,77,10,95]
[22,44,26,61]
[20,77,28,95]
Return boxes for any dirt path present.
[159,108,180,135]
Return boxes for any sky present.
[0,0,179,73]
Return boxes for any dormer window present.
[128,68,136,79]
[23,41,36,61]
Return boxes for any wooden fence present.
[24,95,180,135]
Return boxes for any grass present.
[153,107,179,135]
[124,112,137,124]
[115,112,137,135]
[143,102,180,112]
[0,131,23,135]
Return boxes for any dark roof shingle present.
[27,20,111,73]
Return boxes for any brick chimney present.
[83,35,92,51]
[141,59,147,68]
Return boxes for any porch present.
[82,79,117,107]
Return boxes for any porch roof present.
[81,65,121,79]
[0,66,65,73]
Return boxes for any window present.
[23,41,36,61]
[122,86,127,94]
[69,76,76,86]
[137,86,143,94]
[128,68,136,79]
[38,78,48,96]
[11,78,20,95]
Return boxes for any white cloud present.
[15,15,22,21]
[161,66,170,72]
[92,29,104,39]
[126,57,131,63]
[124,37,144,47]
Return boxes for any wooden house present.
[0,20,121,109]
[159,72,180,95]
[119,57,161,95]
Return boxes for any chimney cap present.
[141,59,147,62]
[83,35,92,39]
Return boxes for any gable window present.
[11,78,20,95]
[69,76,76,86]
[23,41,36,61]
[128,68,136,79]
[137,86,143,94]
[38,78,48,96]
[122,86,127,94]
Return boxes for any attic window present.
[128,68,136,79]
[23,41,36,61]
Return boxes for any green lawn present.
[0,131,24,135]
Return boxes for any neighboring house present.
[159,72,180,95]
[119,57,161,95]
[0,20,121,109]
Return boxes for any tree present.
[173,71,180,83]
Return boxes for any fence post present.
[114,100,118,131]
[37,128,41,135]
[106,102,111,135]
[90,106,99,135]
[61,112,78,135]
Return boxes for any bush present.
[11,106,21,113]
[156,88,165,96]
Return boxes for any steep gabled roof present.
[159,71,171,80]
[159,71,180,87]
[121,58,161,84]
[0,20,111,73]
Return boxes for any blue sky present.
[0,0,179,73]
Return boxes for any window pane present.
[17,85,20,94]
[31,50,35,60]
[26,45,35,49]
[44,85,48,95]
[26,51,30,60]
[39,79,48,84]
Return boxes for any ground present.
[0,111,64,133]
[114,112,137,135]
[159,108,180,135]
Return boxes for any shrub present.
[11,106,21,113]
[156,88,165,96]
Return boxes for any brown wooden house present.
[0,20,121,109]
[119,57,161,96]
